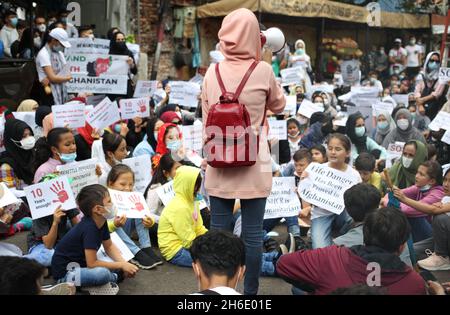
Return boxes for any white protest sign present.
[342,60,360,85]
[351,86,379,99]
[87,94,106,106]
[284,95,297,115]
[152,88,167,105]
[428,111,450,131]
[133,81,158,98]
[182,124,203,154]
[298,99,324,119]
[280,67,303,86]
[156,181,207,210]
[122,155,152,193]
[264,177,301,219]
[86,97,121,130]
[391,94,409,106]
[24,176,77,220]
[52,104,86,129]
[333,114,349,127]
[0,183,20,208]
[67,38,110,54]
[168,81,201,108]
[119,97,150,120]
[439,67,450,84]
[442,130,450,145]
[298,163,360,215]
[66,53,129,95]
[372,101,394,117]
[127,43,140,66]
[108,189,152,219]
[56,159,99,196]
[189,74,204,85]
[268,120,287,140]
[12,112,37,130]
[185,150,203,168]
[386,142,405,168]
[0,115,5,153]
[97,232,134,262]
[311,84,335,95]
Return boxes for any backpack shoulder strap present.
[215,63,228,97]
[234,61,259,100]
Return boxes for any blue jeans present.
[263,216,300,237]
[60,267,118,287]
[210,196,266,295]
[123,219,151,248]
[169,248,193,267]
[24,243,55,267]
[260,251,278,276]
[408,217,432,243]
[311,211,353,249]
[115,227,141,255]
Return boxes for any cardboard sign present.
[428,111,450,131]
[168,81,201,108]
[298,99,324,119]
[119,97,150,120]
[280,67,304,86]
[122,155,152,193]
[108,189,152,219]
[66,53,129,95]
[439,67,450,84]
[284,95,297,116]
[97,232,134,262]
[86,97,121,131]
[182,124,203,154]
[264,177,301,219]
[185,150,203,168]
[52,104,86,129]
[391,94,409,106]
[342,60,360,85]
[0,183,20,208]
[56,159,99,196]
[386,142,405,168]
[25,176,77,220]
[156,181,207,210]
[133,81,158,98]
[372,101,394,117]
[298,163,360,215]
[67,38,110,54]
[268,120,287,140]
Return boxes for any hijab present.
[346,112,367,154]
[109,32,131,56]
[155,123,181,156]
[0,119,35,184]
[17,99,38,112]
[145,118,160,152]
[421,51,440,83]
[160,111,181,124]
[374,110,395,145]
[35,106,52,127]
[77,122,95,147]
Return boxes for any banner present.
[386,142,405,168]
[119,97,150,120]
[52,104,86,129]
[86,97,121,131]
[168,81,201,108]
[25,176,77,220]
[268,120,287,140]
[56,159,99,196]
[280,67,303,86]
[298,163,359,215]
[108,189,152,219]
[133,81,158,98]
[66,53,129,95]
[182,124,203,154]
[97,232,134,262]
[0,183,20,208]
[264,177,301,219]
[122,155,153,193]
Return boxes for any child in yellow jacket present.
[158,166,207,267]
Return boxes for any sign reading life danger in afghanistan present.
[66,53,129,95]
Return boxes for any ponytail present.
[33,128,71,172]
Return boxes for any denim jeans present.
[169,248,193,267]
[260,251,278,276]
[60,267,118,287]
[115,227,141,255]
[123,219,151,248]
[311,211,353,249]
[263,216,301,237]
[408,217,432,243]
[24,243,55,267]
[209,196,266,295]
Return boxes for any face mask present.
[116,42,127,49]
[102,204,117,220]
[402,156,413,169]
[410,40,416,45]
[166,140,181,152]
[297,117,308,126]
[428,61,439,71]
[38,24,46,33]
[13,136,36,150]
[10,17,18,27]
[355,126,366,138]
[288,132,300,139]
[419,184,432,192]
[296,49,304,55]
[114,124,122,133]
[52,45,64,53]
[314,102,324,108]
[34,37,42,48]
[48,20,56,27]
[194,193,203,202]
[58,152,77,163]
[397,119,409,131]
[410,112,416,120]
[61,17,68,23]
[377,121,389,130]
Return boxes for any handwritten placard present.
[168,81,201,108]
[0,183,20,208]
[86,97,121,130]
[372,101,394,117]
[298,99,324,119]
[280,67,303,86]
[52,103,86,129]
[182,124,203,154]
[119,97,150,120]
[386,142,405,168]
[156,181,207,210]
[428,111,450,131]
[268,120,287,140]
[133,81,158,98]
[264,177,301,219]
[108,189,152,219]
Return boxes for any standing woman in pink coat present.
[201,9,286,295]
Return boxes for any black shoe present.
[130,250,159,270]
[293,236,310,252]
[263,238,279,252]
[141,247,164,266]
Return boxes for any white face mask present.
[102,204,117,220]
[402,156,413,169]
[297,117,308,126]
[38,24,46,33]
[34,37,42,48]
[13,136,36,150]
[397,119,409,131]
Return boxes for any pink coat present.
[201,9,286,199]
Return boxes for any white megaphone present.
[261,27,286,53]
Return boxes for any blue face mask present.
[296,49,304,55]
[61,17,68,23]
[428,61,439,71]
[166,140,181,152]
[59,152,77,163]
[194,193,203,202]
[377,121,389,130]
[114,124,122,133]
[419,184,432,192]
[10,17,18,27]
[355,126,366,138]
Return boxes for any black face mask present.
[321,121,334,135]
[297,93,305,102]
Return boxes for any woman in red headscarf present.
[75,122,99,161]
[151,123,184,170]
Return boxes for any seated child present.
[354,152,383,193]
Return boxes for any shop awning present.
[197,0,430,29]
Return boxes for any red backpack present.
[204,61,265,168]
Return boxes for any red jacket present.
[277,245,426,295]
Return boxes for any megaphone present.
[261,27,286,53]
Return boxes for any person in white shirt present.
[389,38,407,76]
[0,11,19,58]
[190,230,245,295]
[405,36,423,80]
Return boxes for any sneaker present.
[130,250,159,270]
[278,244,288,256]
[141,247,164,266]
[285,233,295,253]
[418,252,450,271]
[41,282,76,295]
[263,238,279,252]
[82,282,119,295]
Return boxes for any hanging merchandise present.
[183,7,196,39]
